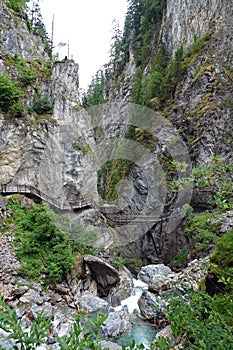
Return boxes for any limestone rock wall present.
[103,0,233,261]
[0,58,97,204]
[0,1,48,61]
[0,0,95,206]
[51,60,80,116]
[162,0,233,166]
[161,0,232,57]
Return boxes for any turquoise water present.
[87,311,157,348]
[116,316,158,349]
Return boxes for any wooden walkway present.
[0,184,182,224]
[0,184,90,211]
[107,210,181,225]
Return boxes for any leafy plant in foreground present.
[166,290,233,349]
[57,312,109,350]
[0,294,50,349]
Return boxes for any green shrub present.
[182,31,212,68]
[185,210,222,253]
[6,0,30,14]
[0,294,50,349]
[6,197,101,283]
[0,74,21,113]
[0,295,109,350]
[166,291,233,349]
[209,230,233,292]
[8,199,74,284]
[20,65,37,86]
[10,54,37,86]
[173,248,189,265]
[170,156,233,210]
[31,92,53,115]
[131,32,211,108]
[8,101,24,118]
[97,158,133,202]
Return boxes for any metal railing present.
[107,209,181,224]
[0,184,90,210]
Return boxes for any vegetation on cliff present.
[3,196,99,284]
[6,0,30,14]
[0,0,53,121]
[82,0,167,107]
[0,74,24,118]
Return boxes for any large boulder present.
[138,291,166,321]
[137,264,172,284]
[107,267,134,307]
[148,275,172,293]
[77,291,109,313]
[101,307,132,339]
[19,290,44,306]
[84,255,120,289]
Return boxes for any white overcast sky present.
[39,0,128,91]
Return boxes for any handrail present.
[0,184,91,210]
[107,209,181,224]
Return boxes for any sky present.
[39,0,128,91]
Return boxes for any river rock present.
[30,302,53,320]
[155,325,175,347]
[84,255,120,288]
[138,264,172,284]
[0,196,6,210]
[77,291,109,313]
[52,306,76,333]
[44,291,62,304]
[138,291,166,321]
[54,284,69,294]
[99,340,122,350]
[148,275,172,293]
[0,339,18,350]
[108,267,134,307]
[101,307,132,339]
[12,285,28,296]
[19,290,43,305]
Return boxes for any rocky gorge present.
[0,0,233,348]
[0,219,210,349]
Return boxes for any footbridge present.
[0,184,91,211]
[107,210,181,225]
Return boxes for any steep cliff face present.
[93,0,233,261]
[0,1,48,61]
[161,0,233,161]
[0,1,96,203]
[161,0,232,57]
[0,64,97,206]
[145,0,232,261]
[102,0,232,177]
